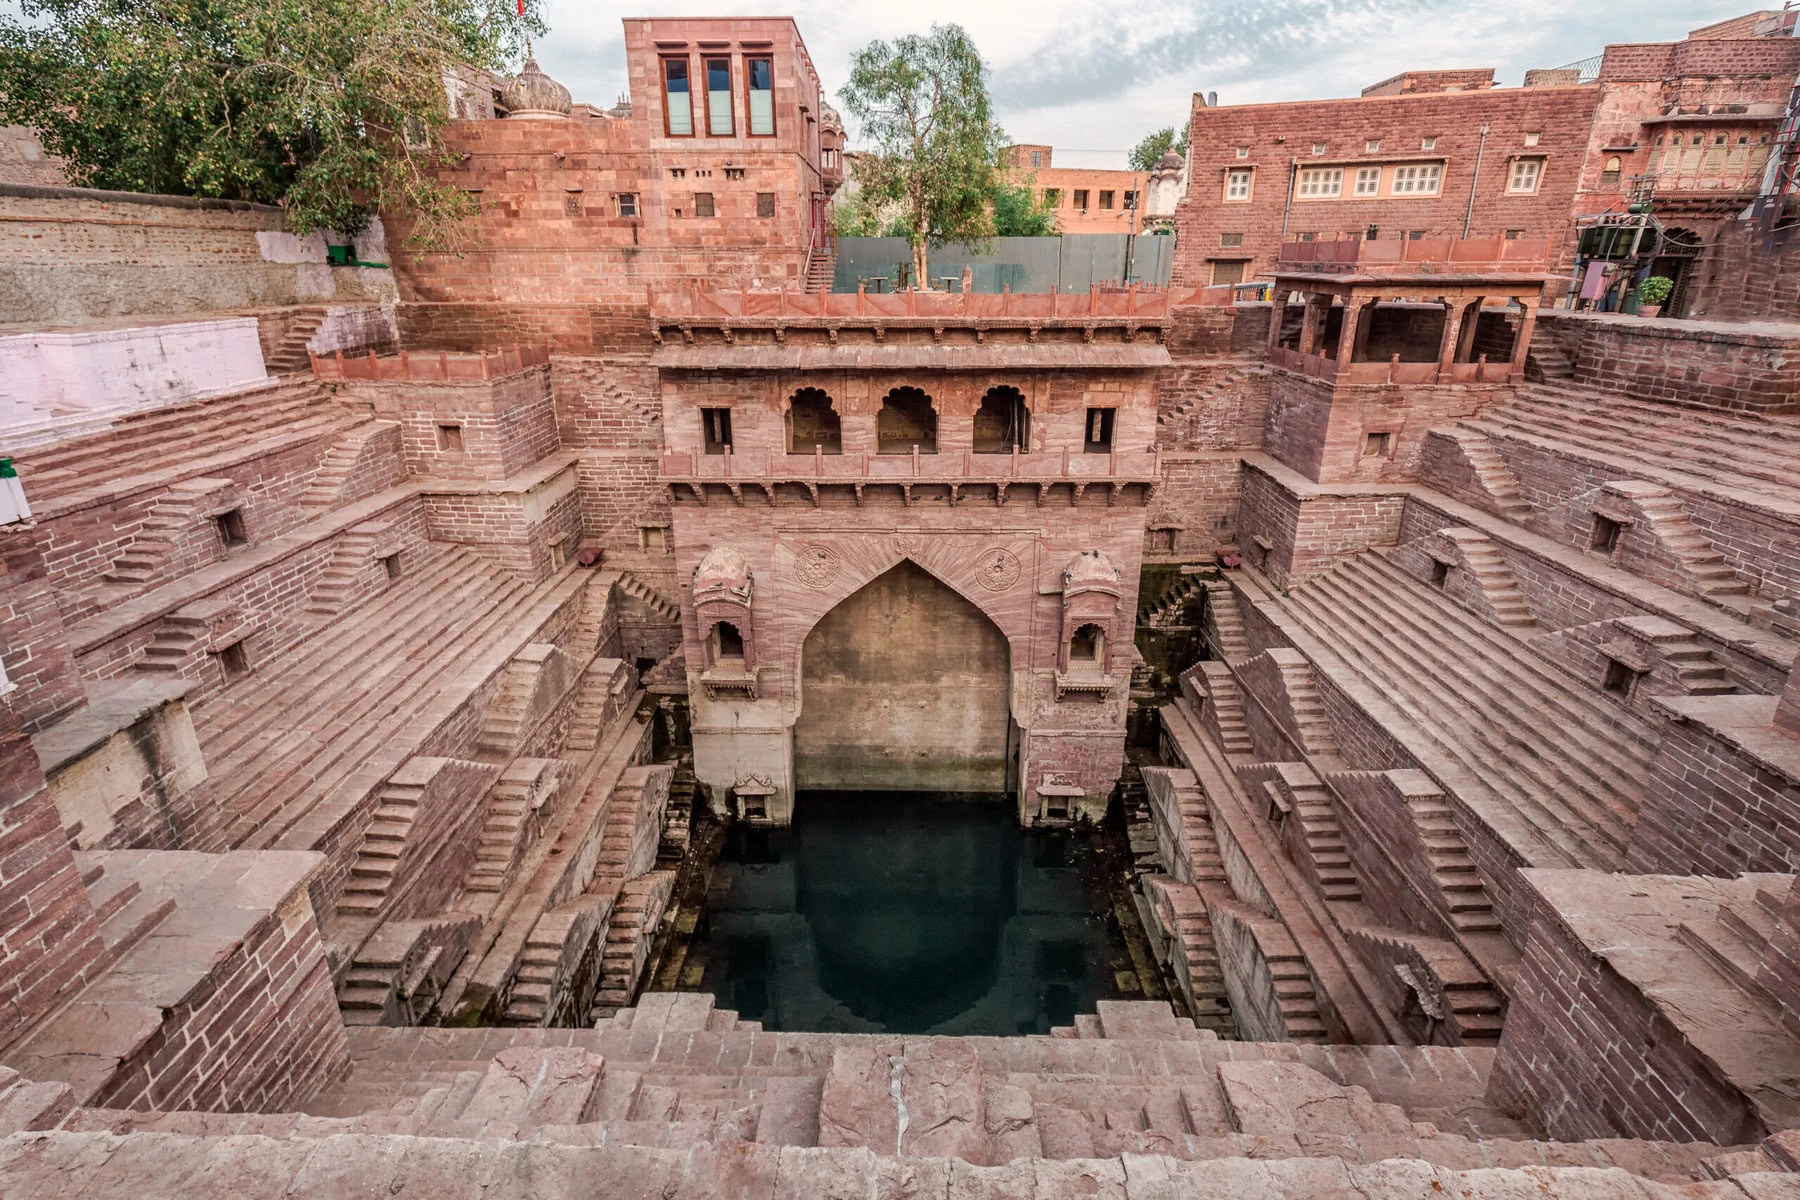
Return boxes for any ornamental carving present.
[893,532,924,559]
[977,548,1022,592]
[793,542,841,589]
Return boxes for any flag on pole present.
[516,0,524,15]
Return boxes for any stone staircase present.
[298,421,389,510]
[1677,884,1795,1019]
[101,477,235,586]
[1190,662,1254,758]
[1156,363,1267,444]
[132,606,213,676]
[1438,428,1534,523]
[803,249,837,294]
[301,522,387,617]
[1267,651,1340,758]
[9,380,353,503]
[465,760,558,894]
[1442,530,1536,627]
[1266,552,1656,871]
[1282,771,1361,904]
[1201,580,1251,660]
[1137,571,1207,629]
[1464,381,1800,511]
[1620,484,1751,598]
[336,915,482,1025]
[592,870,677,1015]
[1405,787,1503,936]
[335,770,433,918]
[1523,341,1575,383]
[617,569,680,621]
[265,307,328,374]
[191,547,550,854]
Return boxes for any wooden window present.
[1210,259,1247,285]
[1073,189,1089,210]
[701,407,733,454]
[745,56,774,136]
[1509,157,1543,193]
[705,56,733,136]
[1219,231,1244,247]
[1030,150,1043,168]
[662,57,694,136]
[1354,166,1381,196]
[1311,142,1327,155]
[1297,167,1342,198]
[695,192,716,217]
[756,192,775,218]
[617,193,638,217]
[1391,163,1441,194]
[1225,168,1252,201]
[1098,190,1115,209]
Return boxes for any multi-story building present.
[389,17,845,350]
[1173,11,1800,314]
[999,144,1151,233]
[1172,69,1600,291]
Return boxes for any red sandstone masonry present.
[352,366,561,483]
[0,526,86,733]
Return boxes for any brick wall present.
[1237,462,1405,588]
[396,301,660,356]
[355,366,561,481]
[1147,454,1242,556]
[422,471,584,582]
[1155,356,1270,451]
[1173,86,1599,290]
[1263,370,1503,485]
[0,705,105,1051]
[1554,311,1800,412]
[1628,714,1800,877]
[1688,219,1800,323]
[0,525,85,733]
[0,185,393,326]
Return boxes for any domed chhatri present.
[1153,148,1185,172]
[501,56,572,119]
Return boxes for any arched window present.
[972,385,1030,454]
[1601,155,1622,187]
[1068,624,1106,675]
[712,621,745,664]
[786,388,842,454]
[877,387,937,454]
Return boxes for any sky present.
[532,1,1769,168]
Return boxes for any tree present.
[1128,122,1190,172]
[990,181,1058,237]
[0,0,542,250]
[840,24,1006,288]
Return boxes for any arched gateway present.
[793,560,1014,793]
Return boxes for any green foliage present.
[1128,123,1188,172]
[839,23,1006,286]
[0,0,543,249]
[990,180,1058,237]
[1637,275,1675,305]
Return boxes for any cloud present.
[532,0,1767,169]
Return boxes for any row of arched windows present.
[785,386,1032,456]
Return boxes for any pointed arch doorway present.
[793,560,1016,794]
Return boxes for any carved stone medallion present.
[792,542,841,589]
[893,532,924,559]
[977,547,1022,591]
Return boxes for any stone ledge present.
[29,677,194,776]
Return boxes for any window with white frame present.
[1365,139,1381,152]
[1311,142,1327,156]
[1421,136,1438,150]
[1354,166,1381,196]
[1225,168,1253,200]
[1235,146,1250,159]
[1391,163,1441,195]
[1297,167,1343,198]
[1508,157,1543,194]
[1523,132,1541,147]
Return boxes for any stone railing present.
[649,282,1228,322]
[1276,236,1550,275]
[310,345,550,382]
[660,445,1161,481]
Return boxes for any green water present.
[676,790,1138,1035]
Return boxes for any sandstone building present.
[0,11,1795,1198]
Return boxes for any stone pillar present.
[1353,299,1375,361]
[1509,303,1539,377]
[1299,294,1324,356]
[1336,299,1368,372]
[1455,299,1483,362]
[1436,299,1465,375]
[1267,294,1287,356]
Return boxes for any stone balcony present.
[661,445,1162,507]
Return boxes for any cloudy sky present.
[533,1,1764,167]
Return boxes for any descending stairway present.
[336,775,433,917]
[1265,552,1656,871]
[264,308,328,374]
[1281,773,1361,904]
[616,570,680,621]
[1523,341,1575,383]
[592,870,677,1016]
[1430,429,1533,524]
[802,249,836,294]
[1191,663,1254,758]
[1464,381,1800,511]
[190,546,549,854]
[10,380,354,503]
[302,524,388,617]
[1621,487,1750,597]
[1201,581,1251,660]
[1403,787,1503,935]
[298,422,390,510]
[1441,530,1536,627]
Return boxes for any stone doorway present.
[793,560,1012,793]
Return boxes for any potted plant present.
[1637,275,1674,318]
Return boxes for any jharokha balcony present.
[1267,236,1551,387]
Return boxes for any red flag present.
[516,0,524,15]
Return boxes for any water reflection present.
[683,791,1129,1034]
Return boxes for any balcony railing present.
[1276,236,1550,274]
[649,283,1226,321]
[661,445,1160,481]
[311,346,550,382]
